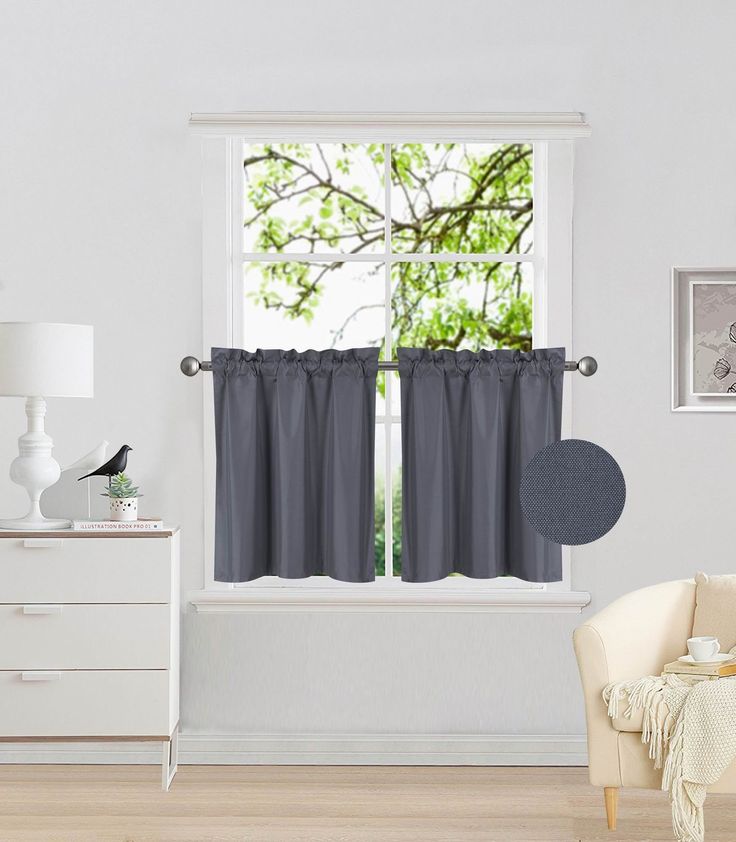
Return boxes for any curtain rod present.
[180,355,598,376]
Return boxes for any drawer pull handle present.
[22,539,64,549]
[22,605,63,615]
[21,672,61,681]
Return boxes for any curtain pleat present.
[398,347,564,583]
[212,347,379,583]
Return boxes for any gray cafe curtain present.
[398,348,564,583]
[212,347,379,583]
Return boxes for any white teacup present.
[687,635,720,662]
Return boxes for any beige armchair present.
[573,579,736,831]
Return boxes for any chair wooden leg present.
[604,787,618,830]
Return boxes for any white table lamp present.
[0,323,94,530]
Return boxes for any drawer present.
[0,670,171,737]
[0,604,171,669]
[0,537,172,603]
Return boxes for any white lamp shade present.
[0,323,94,398]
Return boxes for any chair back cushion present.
[692,572,736,652]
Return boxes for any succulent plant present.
[101,472,142,498]
[730,323,736,344]
[728,382,736,393]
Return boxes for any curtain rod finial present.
[180,356,201,376]
[577,356,598,377]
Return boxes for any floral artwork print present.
[692,282,736,394]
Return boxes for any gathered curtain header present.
[398,347,565,378]
[211,347,379,378]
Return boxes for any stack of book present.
[71,518,164,531]
[663,657,736,681]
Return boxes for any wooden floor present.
[1,765,736,841]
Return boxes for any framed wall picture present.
[672,267,736,411]
[691,279,736,395]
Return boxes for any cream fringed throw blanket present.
[603,675,736,842]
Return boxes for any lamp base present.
[0,515,71,531]
[3,396,70,532]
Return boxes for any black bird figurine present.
[77,445,133,482]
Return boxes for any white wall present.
[2,0,736,748]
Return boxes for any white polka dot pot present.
[109,497,138,521]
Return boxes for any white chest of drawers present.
[0,529,180,789]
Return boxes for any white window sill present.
[189,586,591,614]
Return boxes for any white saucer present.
[678,653,735,665]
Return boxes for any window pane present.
[243,261,385,351]
[243,143,385,253]
[391,262,532,353]
[391,423,402,576]
[375,427,386,576]
[389,371,400,417]
[374,424,402,577]
[391,143,533,254]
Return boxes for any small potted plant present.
[102,472,141,521]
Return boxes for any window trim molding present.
[189,586,591,614]
[189,111,591,141]
[195,114,589,611]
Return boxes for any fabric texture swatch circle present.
[519,439,625,546]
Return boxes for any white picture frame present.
[672,267,736,411]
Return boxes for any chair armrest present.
[574,622,621,786]
[573,579,695,786]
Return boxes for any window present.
[241,140,533,580]
[191,113,591,612]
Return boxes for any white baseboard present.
[0,733,587,766]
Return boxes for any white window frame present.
[188,113,591,614]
